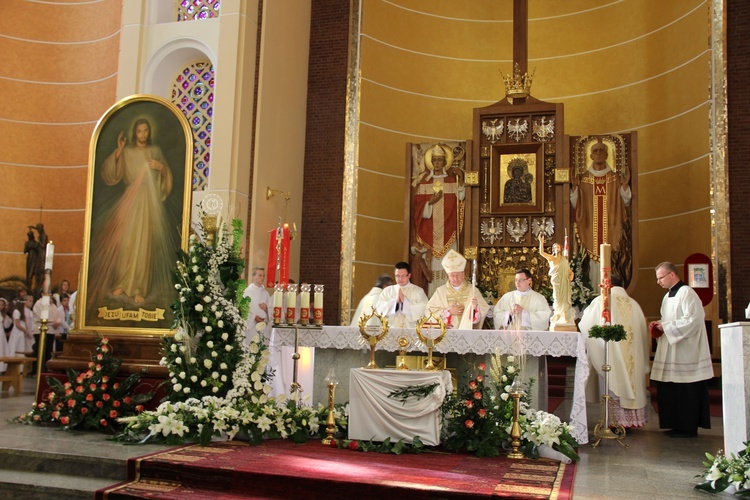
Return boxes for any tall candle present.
[600,243,612,325]
[45,242,55,271]
[286,284,297,324]
[41,294,50,320]
[299,284,310,325]
[273,287,284,324]
[600,243,611,270]
[313,284,324,325]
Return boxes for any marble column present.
[719,322,750,455]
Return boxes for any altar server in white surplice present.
[426,250,489,329]
[243,267,272,344]
[375,262,429,328]
[579,275,650,428]
[350,274,393,326]
[493,269,551,331]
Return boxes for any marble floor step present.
[0,447,126,481]
[0,469,115,500]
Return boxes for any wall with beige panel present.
[0,0,121,295]
[350,0,711,320]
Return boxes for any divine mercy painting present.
[78,95,193,334]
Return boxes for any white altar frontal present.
[348,368,452,446]
[271,326,590,444]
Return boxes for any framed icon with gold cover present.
[77,95,193,335]
[490,143,543,214]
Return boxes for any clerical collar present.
[515,289,534,296]
[668,281,686,297]
[399,282,411,288]
[451,282,466,291]
[587,164,613,177]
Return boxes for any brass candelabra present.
[507,390,525,459]
[321,369,339,445]
[592,340,628,448]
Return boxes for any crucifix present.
[504,0,533,103]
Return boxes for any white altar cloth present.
[273,326,590,444]
[348,368,452,446]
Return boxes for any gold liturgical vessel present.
[358,308,389,369]
[415,313,447,371]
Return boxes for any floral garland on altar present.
[441,354,580,461]
[116,217,347,445]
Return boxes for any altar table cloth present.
[348,368,452,446]
[272,326,590,444]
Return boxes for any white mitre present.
[442,249,467,274]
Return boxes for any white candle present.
[314,289,323,309]
[41,295,50,320]
[300,291,310,309]
[274,289,283,309]
[600,243,611,270]
[45,242,55,270]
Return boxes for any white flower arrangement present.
[696,443,750,495]
[116,217,342,446]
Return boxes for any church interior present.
[1,0,749,498]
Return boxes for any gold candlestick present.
[507,390,525,459]
[202,214,218,247]
[321,369,339,445]
[592,340,628,448]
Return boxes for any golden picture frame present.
[77,95,193,335]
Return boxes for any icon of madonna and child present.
[82,97,192,332]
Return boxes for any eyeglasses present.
[514,278,529,283]
[656,272,672,282]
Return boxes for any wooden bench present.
[0,357,33,395]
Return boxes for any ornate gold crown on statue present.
[502,63,534,99]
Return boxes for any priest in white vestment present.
[493,269,551,331]
[579,276,650,427]
[426,250,489,329]
[349,274,393,326]
[375,262,429,328]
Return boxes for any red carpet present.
[97,440,576,499]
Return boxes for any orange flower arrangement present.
[17,337,153,433]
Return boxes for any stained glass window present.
[176,0,220,22]
[172,62,215,190]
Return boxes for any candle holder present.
[289,325,302,398]
[299,283,311,325]
[358,308,389,369]
[201,214,218,247]
[313,284,324,326]
[507,379,527,459]
[592,340,628,448]
[321,368,339,445]
[415,312,447,371]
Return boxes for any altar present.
[271,326,589,444]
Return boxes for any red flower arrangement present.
[17,337,153,433]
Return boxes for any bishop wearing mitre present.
[426,249,489,329]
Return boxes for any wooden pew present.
[0,356,33,395]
